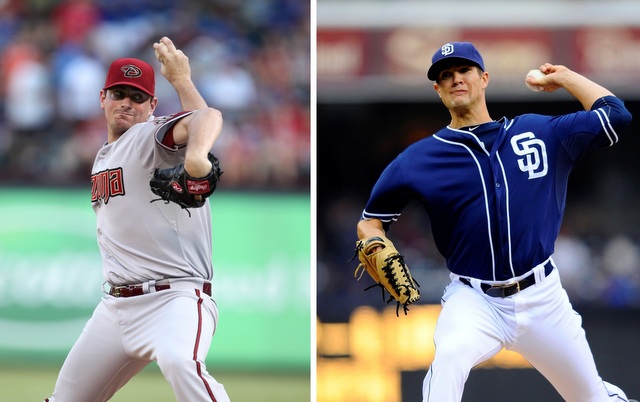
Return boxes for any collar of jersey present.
[451,117,505,134]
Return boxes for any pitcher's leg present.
[423,282,507,402]
[47,299,147,402]
[152,290,230,402]
[512,272,629,402]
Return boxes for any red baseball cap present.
[103,57,155,96]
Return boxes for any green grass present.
[0,365,310,402]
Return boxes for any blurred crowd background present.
[0,0,310,190]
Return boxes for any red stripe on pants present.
[193,289,217,402]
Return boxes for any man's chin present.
[112,119,135,135]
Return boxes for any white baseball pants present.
[46,285,230,402]
[423,266,629,402]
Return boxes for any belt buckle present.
[502,281,520,297]
[509,281,520,292]
[111,286,123,297]
[487,280,520,297]
[494,280,518,290]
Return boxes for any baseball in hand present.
[525,69,545,92]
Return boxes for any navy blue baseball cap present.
[427,42,485,81]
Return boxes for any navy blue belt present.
[460,261,554,298]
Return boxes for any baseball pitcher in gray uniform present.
[45,37,230,402]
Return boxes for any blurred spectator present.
[200,59,258,113]
[1,28,54,177]
[52,0,101,45]
[54,44,105,123]
[601,235,640,307]
[554,232,600,303]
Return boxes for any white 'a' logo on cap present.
[442,43,454,56]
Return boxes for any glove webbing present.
[362,254,420,317]
[363,282,413,317]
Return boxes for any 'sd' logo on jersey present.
[121,64,142,78]
[91,168,125,204]
[510,132,548,179]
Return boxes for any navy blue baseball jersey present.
[362,96,632,281]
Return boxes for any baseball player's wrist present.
[171,77,197,93]
[184,156,213,179]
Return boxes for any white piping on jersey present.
[433,134,497,274]
[504,118,514,131]
[593,107,618,145]
[446,127,490,155]
[495,151,516,280]
[448,122,517,280]
[361,211,400,224]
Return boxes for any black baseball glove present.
[150,153,223,213]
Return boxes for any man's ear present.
[148,97,158,116]
[99,89,107,109]
[482,71,490,89]
[433,82,442,99]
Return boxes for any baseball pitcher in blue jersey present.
[356,42,634,402]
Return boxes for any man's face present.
[100,85,157,137]
[433,65,488,112]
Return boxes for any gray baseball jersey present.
[90,112,214,286]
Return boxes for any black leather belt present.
[459,261,553,298]
[109,281,211,298]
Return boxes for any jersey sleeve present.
[133,111,196,166]
[152,111,195,151]
[128,112,196,168]
[553,96,632,161]
[590,95,633,141]
[362,153,414,231]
